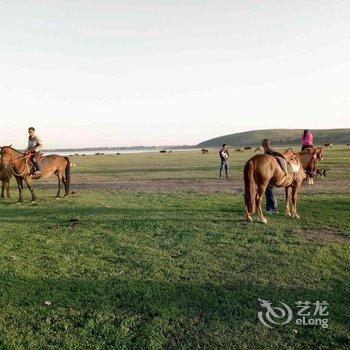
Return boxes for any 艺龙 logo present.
[258,298,293,328]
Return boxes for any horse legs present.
[1,180,4,198]
[256,183,268,224]
[56,172,63,198]
[16,178,24,203]
[285,187,292,217]
[307,175,314,185]
[24,177,36,203]
[291,184,301,219]
[62,175,68,197]
[6,180,11,198]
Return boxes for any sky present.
[0,0,349,149]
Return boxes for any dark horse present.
[0,146,70,203]
[244,147,323,223]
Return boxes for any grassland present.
[0,146,349,349]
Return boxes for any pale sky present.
[0,0,349,149]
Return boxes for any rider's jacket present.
[27,135,43,153]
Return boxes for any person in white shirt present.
[219,144,229,179]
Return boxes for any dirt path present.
[36,178,350,194]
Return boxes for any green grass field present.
[0,146,349,349]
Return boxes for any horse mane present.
[1,146,23,156]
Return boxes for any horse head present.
[315,147,324,161]
[0,145,15,168]
[304,148,320,177]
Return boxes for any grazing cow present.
[315,168,330,178]
[324,143,333,148]
[254,147,263,152]
[234,148,244,152]
[160,150,167,153]
[201,149,209,154]
[243,146,252,151]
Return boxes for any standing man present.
[26,127,43,176]
[262,139,279,214]
[219,144,229,179]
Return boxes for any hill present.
[197,128,350,147]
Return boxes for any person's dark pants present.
[219,160,228,178]
[31,153,42,172]
[265,185,277,211]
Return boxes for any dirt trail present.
[36,178,350,194]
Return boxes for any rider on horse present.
[25,127,43,176]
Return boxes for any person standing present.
[262,139,279,214]
[301,129,314,150]
[219,144,229,179]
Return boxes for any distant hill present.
[197,129,350,148]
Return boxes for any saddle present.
[28,152,44,173]
[273,148,300,175]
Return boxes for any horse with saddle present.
[244,146,324,223]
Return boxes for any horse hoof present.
[285,212,292,217]
[55,197,60,200]
[258,218,268,224]
[293,214,300,219]
[31,201,36,204]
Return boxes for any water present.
[43,148,199,156]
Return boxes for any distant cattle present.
[254,147,263,152]
[168,150,174,154]
[347,144,350,146]
[324,143,333,148]
[243,146,252,151]
[201,149,209,154]
[95,152,104,155]
[160,150,167,153]
[234,148,244,152]
[316,168,330,178]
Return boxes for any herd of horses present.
[0,144,325,224]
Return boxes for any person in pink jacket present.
[301,129,314,150]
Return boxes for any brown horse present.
[0,146,70,203]
[244,147,322,223]
[305,146,324,185]
[0,165,12,198]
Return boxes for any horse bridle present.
[1,151,33,178]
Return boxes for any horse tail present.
[244,159,256,215]
[64,157,71,195]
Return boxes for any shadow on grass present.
[0,273,348,349]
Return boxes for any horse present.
[0,146,70,203]
[243,147,322,223]
[0,165,12,198]
[304,147,324,185]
